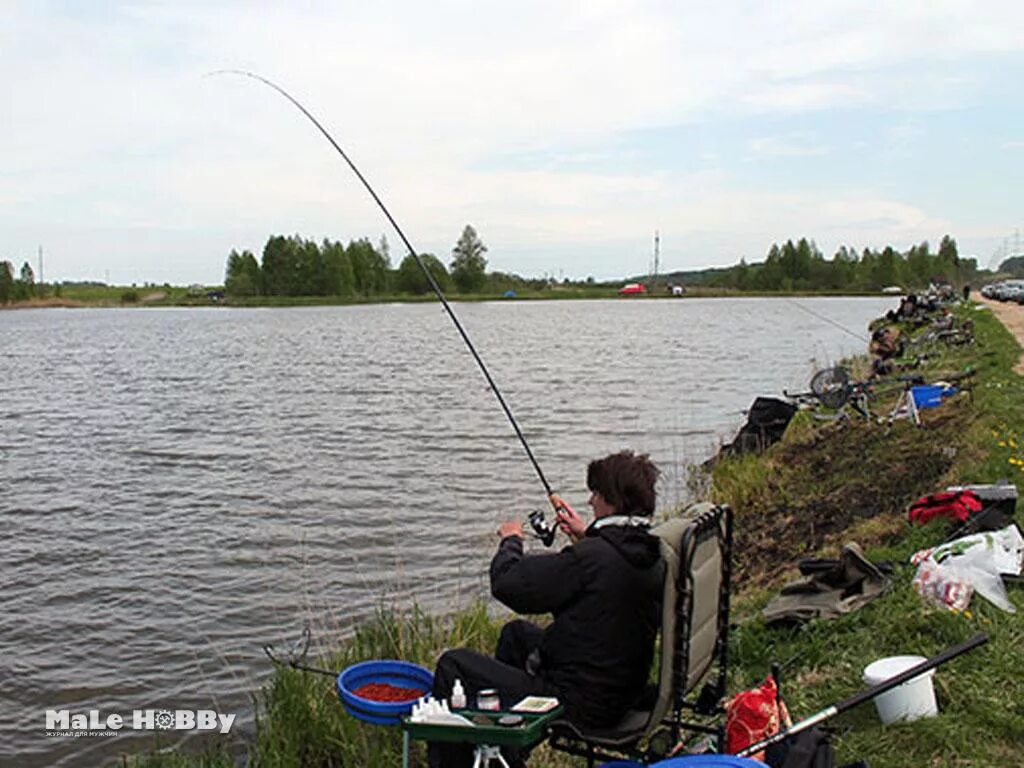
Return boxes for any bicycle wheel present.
[810,366,851,409]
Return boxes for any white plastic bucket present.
[862,655,938,724]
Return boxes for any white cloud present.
[2,2,1023,282]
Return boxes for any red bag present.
[907,490,982,525]
[725,676,790,761]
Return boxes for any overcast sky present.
[3,1,1023,285]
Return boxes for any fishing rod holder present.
[263,624,338,678]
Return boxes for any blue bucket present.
[336,659,434,726]
[651,757,763,767]
[911,385,956,410]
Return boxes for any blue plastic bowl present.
[911,385,956,409]
[651,757,763,767]
[336,659,434,726]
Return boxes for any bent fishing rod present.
[208,69,555,503]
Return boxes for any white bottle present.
[450,679,467,709]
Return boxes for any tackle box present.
[402,706,564,748]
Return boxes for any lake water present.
[0,297,892,766]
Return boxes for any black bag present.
[728,397,798,455]
[765,728,834,768]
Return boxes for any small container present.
[862,655,938,724]
[450,679,466,710]
[476,688,500,711]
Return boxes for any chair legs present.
[471,745,511,768]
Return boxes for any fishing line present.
[207,69,554,498]
[786,298,871,344]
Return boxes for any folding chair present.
[547,503,733,766]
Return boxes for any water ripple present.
[0,297,892,766]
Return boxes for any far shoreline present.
[1,288,893,311]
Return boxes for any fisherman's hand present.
[498,521,524,540]
[550,494,586,541]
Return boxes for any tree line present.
[0,229,991,306]
[705,235,977,292]
[0,260,39,304]
[224,224,515,298]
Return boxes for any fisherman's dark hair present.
[586,451,659,516]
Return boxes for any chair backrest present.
[647,502,731,732]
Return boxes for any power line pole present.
[654,230,660,280]
[649,230,660,288]
[38,245,43,286]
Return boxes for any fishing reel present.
[527,509,557,547]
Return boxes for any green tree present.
[872,246,901,289]
[257,234,314,295]
[224,249,261,297]
[396,253,450,295]
[0,260,13,303]
[755,243,784,290]
[938,235,959,266]
[938,234,959,283]
[853,247,875,290]
[450,224,488,293]
[831,246,858,289]
[261,235,292,296]
[999,255,1024,277]
[322,238,355,296]
[735,258,751,290]
[297,237,324,295]
[348,238,389,296]
[17,261,36,299]
[905,241,931,288]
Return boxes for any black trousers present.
[427,620,556,768]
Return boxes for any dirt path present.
[978,295,1024,375]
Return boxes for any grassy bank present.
[125,302,1024,767]
[709,304,1024,766]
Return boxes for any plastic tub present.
[650,757,763,767]
[862,655,938,724]
[911,385,954,410]
[336,659,434,726]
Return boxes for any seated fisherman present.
[429,450,664,768]
[869,326,903,378]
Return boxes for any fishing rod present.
[786,299,870,344]
[209,69,554,501]
[737,633,988,758]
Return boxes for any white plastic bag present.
[911,525,1024,613]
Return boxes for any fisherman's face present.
[589,491,616,520]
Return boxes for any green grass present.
[127,301,1024,767]
[714,302,1024,767]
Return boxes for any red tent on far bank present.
[618,283,647,295]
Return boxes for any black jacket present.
[490,516,663,727]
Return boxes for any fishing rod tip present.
[203,68,261,82]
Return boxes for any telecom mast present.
[650,230,660,288]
